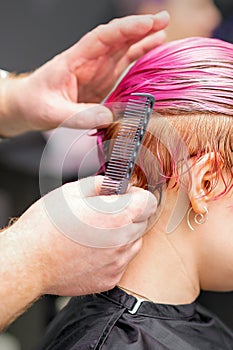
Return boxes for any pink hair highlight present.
[106,37,233,116]
[98,37,233,198]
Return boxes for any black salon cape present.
[35,287,233,350]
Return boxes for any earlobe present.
[188,152,223,214]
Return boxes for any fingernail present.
[155,10,170,21]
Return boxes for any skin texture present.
[0,176,157,330]
[119,159,233,305]
[0,13,170,329]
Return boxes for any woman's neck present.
[119,194,200,305]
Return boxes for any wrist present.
[18,221,45,293]
[0,72,31,137]
[0,224,45,329]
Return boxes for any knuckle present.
[109,18,118,26]
[95,23,107,34]
[115,244,129,254]
[61,182,70,193]
[109,254,128,273]
[112,257,125,271]
[104,275,119,291]
[129,205,143,221]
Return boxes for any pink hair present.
[106,37,233,115]
[99,37,233,198]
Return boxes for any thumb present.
[57,100,113,129]
[63,176,105,198]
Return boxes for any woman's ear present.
[188,152,223,214]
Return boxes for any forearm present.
[0,72,31,137]
[0,225,43,330]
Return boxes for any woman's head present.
[101,37,233,290]
[104,37,233,202]
[101,38,233,238]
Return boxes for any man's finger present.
[126,188,158,223]
[67,12,170,62]
[126,29,167,63]
[94,12,170,48]
[115,29,167,76]
[63,176,105,198]
[60,102,113,129]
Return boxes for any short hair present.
[100,37,233,199]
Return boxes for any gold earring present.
[187,207,208,231]
[194,207,208,225]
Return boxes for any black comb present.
[100,93,155,195]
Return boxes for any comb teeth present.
[100,93,155,195]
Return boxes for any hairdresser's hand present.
[0,176,157,329]
[0,12,169,137]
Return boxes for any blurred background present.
[0,1,232,349]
